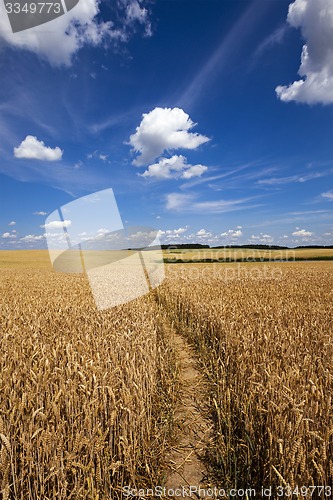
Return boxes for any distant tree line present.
[134,243,333,251]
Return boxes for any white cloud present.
[43,220,72,230]
[8,221,16,226]
[165,193,195,211]
[196,228,212,238]
[2,232,12,238]
[126,0,151,35]
[221,229,243,239]
[191,198,258,214]
[141,155,208,180]
[158,227,189,238]
[321,191,333,201]
[250,233,274,243]
[0,0,106,66]
[165,193,260,214]
[130,107,210,166]
[253,25,287,60]
[258,172,324,185]
[14,136,63,161]
[292,228,313,237]
[182,164,208,180]
[21,234,45,242]
[126,0,147,22]
[172,227,188,235]
[33,211,48,216]
[276,0,333,104]
[0,0,152,66]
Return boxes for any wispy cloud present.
[258,171,326,186]
[180,162,256,189]
[165,192,262,213]
[321,191,333,201]
[246,210,333,229]
[89,108,139,134]
[250,24,288,66]
[176,0,269,109]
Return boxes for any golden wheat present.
[157,261,333,490]
[1,252,332,497]
[0,263,176,499]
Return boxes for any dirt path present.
[163,330,214,498]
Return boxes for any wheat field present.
[0,260,177,499]
[0,253,332,497]
[163,247,333,261]
[157,261,333,491]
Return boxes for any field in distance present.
[163,247,333,262]
[1,247,333,270]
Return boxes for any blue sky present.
[0,0,333,249]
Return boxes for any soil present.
[163,329,214,498]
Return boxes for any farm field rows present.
[0,252,332,497]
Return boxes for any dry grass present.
[0,258,177,499]
[157,262,333,490]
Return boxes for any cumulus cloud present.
[43,220,72,230]
[292,228,313,237]
[0,0,152,66]
[221,229,243,239]
[158,227,189,239]
[130,108,210,166]
[21,234,45,242]
[196,228,212,238]
[2,232,12,238]
[14,136,63,161]
[276,0,333,104]
[8,221,16,226]
[250,233,274,243]
[141,155,208,180]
